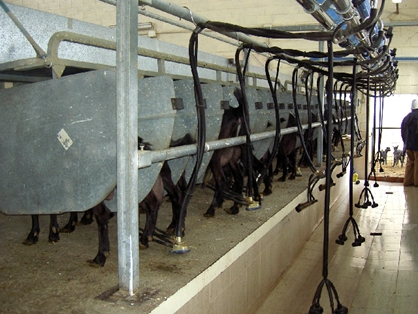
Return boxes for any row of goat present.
[22,87,320,266]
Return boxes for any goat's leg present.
[23,215,41,245]
[60,212,78,233]
[79,208,94,225]
[225,162,243,215]
[140,177,164,248]
[288,152,297,180]
[262,162,273,196]
[278,155,288,182]
[48,214,60,243]
[89,203,112,267]
[161,162,182,234]
[204,163,226,217]
[204,189,224,217]
[140,203,158,249]
[273,154,282,175]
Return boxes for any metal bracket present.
[255,101,263,110]
[171,97,184,110]
[138,150,152,169]
[220,100,230,109]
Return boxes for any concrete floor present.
[256,182,418,314]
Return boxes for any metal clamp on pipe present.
[138,150,152,169]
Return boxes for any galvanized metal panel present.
[242,87,275,159]
[222,85,240,109]
[243,86,260,132]
[183,83,224,183]
[278,91,293,129]
[137,76,175,202]
[0,70,117,215]
[196,83,224,182]
[166,79,197,184]
[298,93,309,124]
[254,89,276,159]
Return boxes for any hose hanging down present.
[235,46,261,209]
[171,27,206,253]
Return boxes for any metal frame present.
[116,0,139,294]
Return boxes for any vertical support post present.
[116,0,139,295]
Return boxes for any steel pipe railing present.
[136,120,354,169]
[46,31,271,82]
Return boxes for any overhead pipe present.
[295,0,366,46]
[294,0,386,58]
[270,20,418,32]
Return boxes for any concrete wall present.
[149,171,349,314]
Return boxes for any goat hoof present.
[224,207,239,215]
[60,223,76,233]
[263,189,272,196]
[80,215,94,225]
[139,243,149,250]
[88,252,108,267]
[87,260,103,267]
[48,232,60,243]
[23,237,38,246]
[203,212,215,218]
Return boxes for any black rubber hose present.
[175,28,206,238]
[235,46,256,200]
[262,56,282,175]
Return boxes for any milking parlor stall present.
[0,0,399,313]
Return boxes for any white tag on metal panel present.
[57,128,73,150]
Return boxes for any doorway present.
[374,94,417,181]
